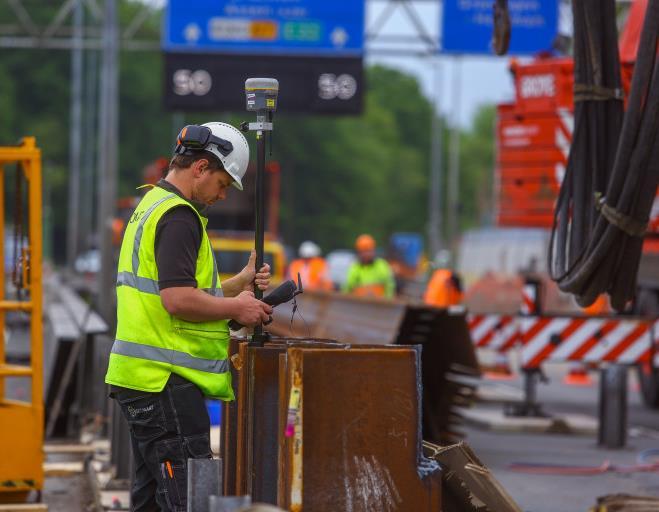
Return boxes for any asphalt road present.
[465,365,659,512]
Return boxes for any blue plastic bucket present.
[206,400,222,426]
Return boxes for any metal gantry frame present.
[0,0,159,50]
[0,0,440,53]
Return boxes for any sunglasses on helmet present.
[174,125,234,157]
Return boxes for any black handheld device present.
[229,274,303,331]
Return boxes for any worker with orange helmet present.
[287,241,333,291]
[343,234,395,298]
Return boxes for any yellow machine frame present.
[0,138,44,501]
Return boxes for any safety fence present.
[467,313,659,369]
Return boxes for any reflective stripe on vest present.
[112,339,229,374]
[116,192,223,297]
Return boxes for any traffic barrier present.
[467,314,520,353]
[466,311,659,370]
[519,316,659,368]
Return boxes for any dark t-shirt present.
[154,179,205,290]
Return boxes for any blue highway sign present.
[442,0,558,55]
[163,0,365,55]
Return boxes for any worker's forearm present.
[220,275,244,298]
[161,287,237,322]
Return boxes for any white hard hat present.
[201,122,250,190]
[433,249,451,268]
[299,241,321,259]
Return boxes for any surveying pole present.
[244,78,279,347]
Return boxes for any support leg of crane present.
[598,364,628,448]
[505,368,547,417]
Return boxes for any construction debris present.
[423,441,522,512]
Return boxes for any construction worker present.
[424,250,463,307]
[105,122,272,512]
[343,234,395,298]
[287,241,333,291]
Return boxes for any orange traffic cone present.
[484,353,515,380]
[563,363,593,386]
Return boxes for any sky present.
[363,0,576,128]
[364,1,515,128]
[368,54,514,129]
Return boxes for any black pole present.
[253,119,266,341]
[254,123,266,301]
[244,78,279,347]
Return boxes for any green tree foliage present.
[276,65,434,250]
[458,105,496,229]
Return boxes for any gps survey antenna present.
[244,77,279,346]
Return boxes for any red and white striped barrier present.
[520,283,538,315]
[519,316,659,368]
[554,107,574,187]
[467,314,520,353]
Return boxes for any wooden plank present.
[43,444,95,454]
[0,505,48,511]
[42,461,83,477]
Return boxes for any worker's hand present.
[238,250,272,292]
[232,290,273,326]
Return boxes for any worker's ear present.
[191,158,211,178]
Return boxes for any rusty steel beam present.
[223,338,347,502]
[272,293,481,445]
[271,291,407,344]
[279,346,442,511]
[223,339,443,510]
[395,306,480,444]
[222,294,481,508]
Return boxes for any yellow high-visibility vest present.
[105,186,233,400]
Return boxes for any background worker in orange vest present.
[287,241,333,291]
[343,234,395,298]
[424,250,464,307]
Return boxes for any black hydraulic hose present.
[549,0,623,302]
[549,0,659,310]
